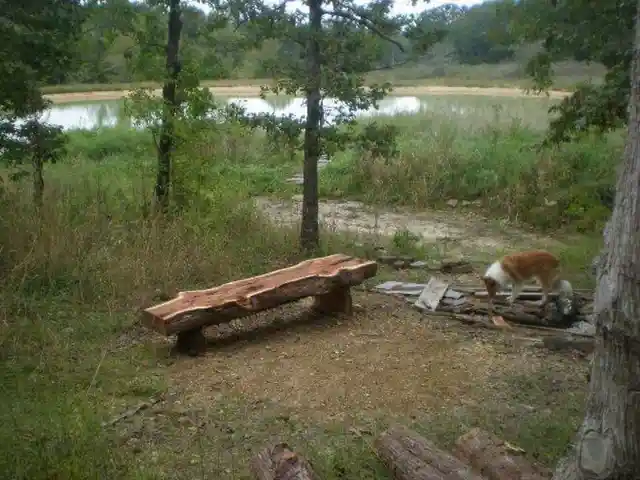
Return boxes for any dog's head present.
[482,275,499,301]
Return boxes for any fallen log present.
[542,335,595,355]
[453,428,551,480]
[250,443,319,480]
[374,425,484,480]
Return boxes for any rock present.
[446,199,459,207]
[409,260,428,269]
[287,176,304,185]
[377,255,399,265]
[565,321,596,336]
[291,194,303,201]
[440,260,474,274]
[393,260,410,269]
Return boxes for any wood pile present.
[374,277,594,332]
[251,426,552,480]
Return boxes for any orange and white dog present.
[482,250,573,308]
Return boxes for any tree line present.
[57,0,528,86]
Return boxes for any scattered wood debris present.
[373,272,596,352]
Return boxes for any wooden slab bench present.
[141,254,378,355]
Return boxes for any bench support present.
[312,286,353,315]
[176,328,207,356]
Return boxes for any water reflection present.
[43,96,426,131]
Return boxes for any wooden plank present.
[141,254,378,335]
[414,277,449,312]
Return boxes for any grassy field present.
[40,59,605,96]
[0,93,609,478]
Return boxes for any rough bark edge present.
[453,427,551,480]
[374,424,484,480]
[142,254,377,335]
[250,443,320,480]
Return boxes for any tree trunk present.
[155,0,182,213]
[552,3,640,478]
[32,153,44,208]
[301,0,323,254]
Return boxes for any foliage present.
[232,0,447,250]
[0,0,83,202]
[503,0,635,144]
[446,1,515,65]
[319,112,619,232]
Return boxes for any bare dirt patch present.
[254,196,563,255]
[46,84,571,104]
[127,291,587,478]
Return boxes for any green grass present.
[366,59,605,91]
[0,100,603,478]
[316,104,620,234]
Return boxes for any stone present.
[565,321,596,336]
[393,260,410,269]
[446,199,459,207]
[377,255,399,265]
[409,260,428,269]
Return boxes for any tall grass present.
[320,110,620,233]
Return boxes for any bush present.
[320,112,620,232]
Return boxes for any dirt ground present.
[254,196,563,254]
[117,200,591,479]
[46,84,572,104]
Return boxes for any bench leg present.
[175,328,207,356]
[312,286,353,315]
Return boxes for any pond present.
[40,94,557,131]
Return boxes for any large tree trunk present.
[32,153,44,208]
[301,0,323,254]
[553,3,640,479]
[154,0,182,213]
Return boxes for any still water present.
[41,96,448,131]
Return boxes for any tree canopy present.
[0,0,83,203]
[503,0,634,144]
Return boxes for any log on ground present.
[374,424,484,480]
[250,443,319,480]
[141,253,378,336]
[453,428,551,480]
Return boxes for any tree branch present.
[322,8,405,52]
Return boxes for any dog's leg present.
[506,282,523,304]
[534,275,554,307]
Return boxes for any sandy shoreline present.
[45,84,572,104]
